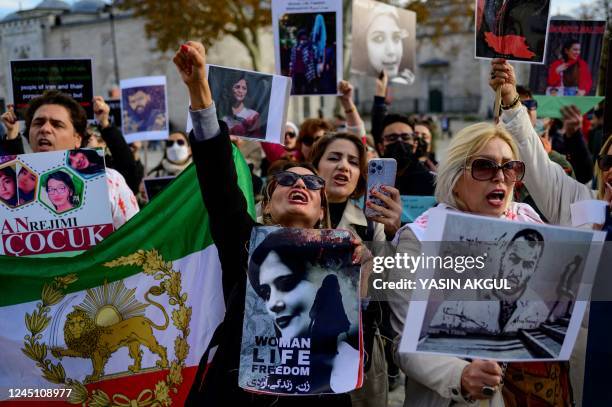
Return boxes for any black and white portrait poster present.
[475,0,551,63]
[272,0,343,96]
[239,227,362,395]
[399,210,605,361]
[351,0,417,86]
[120,76,169,143]
[207,65,291,144]
[529,20,606,96]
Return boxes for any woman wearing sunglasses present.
[389,122,544,406]
[490,58,612,227]
[297,118,333,161]
[147,131,192,177]
[174,41,357,406]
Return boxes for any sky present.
[0,0,599,20]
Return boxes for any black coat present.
[186,123,351,406]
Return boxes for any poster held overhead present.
[120,76,169,143]
[239,227,363,395]
[207,65,291,144]
[351,0,417,85]
[272,0,343,96]
[475,0,551,63]
[9,59,94,120]
[529,20,606,97]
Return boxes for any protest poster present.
[398,210,605,361]
[400,195,436,223]
[9,58,94,120]
[529,20,606,96]
[106,99,122,128]
[207,65,291,144]
[272,0,343,96]
[0,144,255,404]
[475,0,551,63]
[143,176,175,202]
[0,148,114,257]
[120,76,169,143]
[351,0,417,85]
[239,227,362,395]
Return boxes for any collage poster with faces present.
[239,226,363,395]
[0,149,114,257]
[398,210,605,362]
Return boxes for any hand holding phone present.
[365,158,397,218]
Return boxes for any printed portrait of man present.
[428,228,549,336]
[475,0,550,62]
[121,86,167,134]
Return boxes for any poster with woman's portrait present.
[398,210,605,361]
[272,0,343,95]
[529,20,606,96]
[207,65,291,144]
[0,149,114,256]
[475,0,551,63]
[351,0,417,86]
[239,227,363,395]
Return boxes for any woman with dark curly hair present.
[547,39,593,96]
[68,149,105,175]
[218,73,262,138]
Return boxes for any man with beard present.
[428,228,549,336]
[123,88,166,133]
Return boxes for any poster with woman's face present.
[351,0,417,85]
[475,0,551,63]
[207,65,291,144]
[0,149,114,256]
[528,20,606,96]
[272,0,343,95]
[239,227,362,395]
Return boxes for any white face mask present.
[166,144,189,162]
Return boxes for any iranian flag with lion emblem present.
[0,145,255,405]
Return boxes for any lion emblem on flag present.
[50,281,169,383]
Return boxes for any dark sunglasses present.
[466,158,525,182]
[597,155,612,171]
[285,132,297,139]
[383,133,414,143]
[521,99,538,110]
[301,135,322,147]
[274,171,325,190]
[167,139,186,147]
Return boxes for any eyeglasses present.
[383,133,414,143]
[300,135,322,147]
[597,155,612,171]
[465,158,525,182]
[167,139,186,147]
[285,132,297,139]
[521,99,538,110]
[47,186,67,195]
[274,171,325,190]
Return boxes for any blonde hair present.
[596,135,612,200]
[435,123,519,210]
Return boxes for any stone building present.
[1,0,535,128]
[0,0,289,129]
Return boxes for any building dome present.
[34,0,71,10]
[2,12,21,21]
[71,0,106,13]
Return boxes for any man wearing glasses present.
[379,114,435,196]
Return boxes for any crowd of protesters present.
[1,38,610,407]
